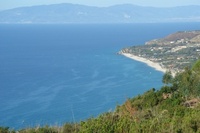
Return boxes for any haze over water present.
[0,23,200,129]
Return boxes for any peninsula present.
[119,30,200,75]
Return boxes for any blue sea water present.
[0,23,200,129]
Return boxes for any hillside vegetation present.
[1,60,200,133]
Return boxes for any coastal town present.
[119,30,200,74]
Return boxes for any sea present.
[0,23,200,129]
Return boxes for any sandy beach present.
[121,53,167,73]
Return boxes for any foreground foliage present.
[1,61,200,133]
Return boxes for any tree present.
[162,71,173,85]
[192,60,200,73]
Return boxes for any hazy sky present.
[1,0,200,10]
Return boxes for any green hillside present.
[1,60,200,133]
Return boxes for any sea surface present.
[0,23,200,129]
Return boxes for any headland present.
[119,30,200,76]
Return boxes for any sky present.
[1,0,200,10]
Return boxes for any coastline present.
[120,53,167,74]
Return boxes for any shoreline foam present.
[121,53,167,74]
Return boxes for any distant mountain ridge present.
[0,3,200,23]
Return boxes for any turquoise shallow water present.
[0,23,200,129]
